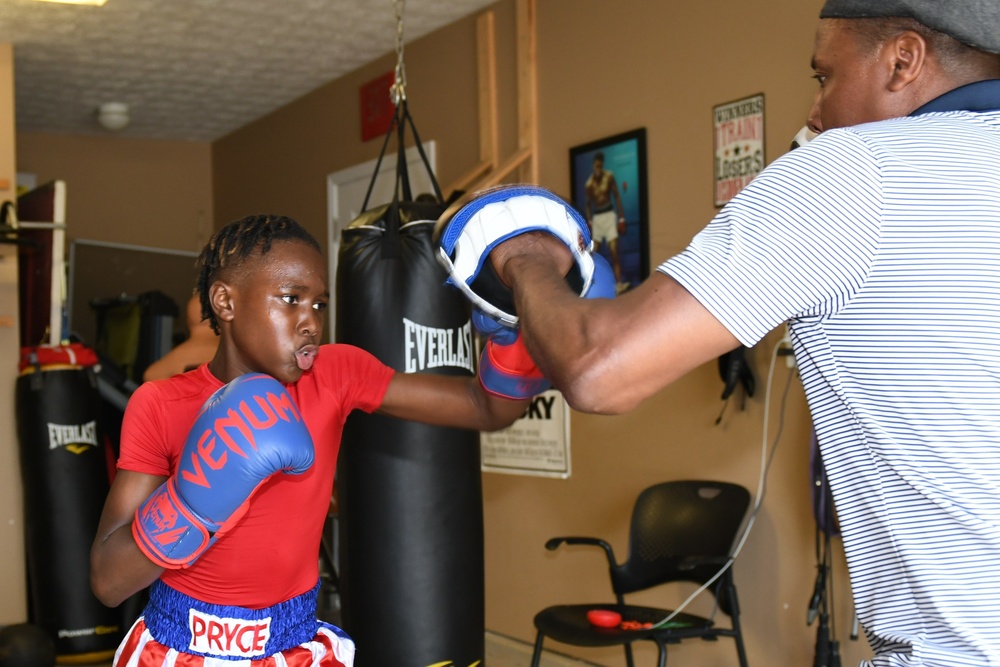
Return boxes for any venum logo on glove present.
[141,493,181,544]
[134,373,314,569]
[180,379,303,489]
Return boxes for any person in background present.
[142,294,219,382]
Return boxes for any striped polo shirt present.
[661,103,1000,666]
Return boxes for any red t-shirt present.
[119,344,394,608]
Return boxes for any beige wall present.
[10,1,872,664]
[15,133,213,253]
[0,41,28,625]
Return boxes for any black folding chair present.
[531,480,751,667]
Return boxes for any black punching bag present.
[15,345,122,663]
[336,194,482,667]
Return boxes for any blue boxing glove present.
[133,373,314,569]
[586,253,617,300]
[477,254,617,399]
[472,308,519,346]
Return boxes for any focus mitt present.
[475,254,617,400]
[436,184,596,328]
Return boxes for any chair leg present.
[726,583,750,667]
[624,642,636,667]
[530,631,545,667]
[655,640,667,667]
[733,624,750,667]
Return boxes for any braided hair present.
[195,214,321,333]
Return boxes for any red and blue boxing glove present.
[478,334,550,400]
[132,373,314,569]
[435,184,619,400]
[475,253,617,399]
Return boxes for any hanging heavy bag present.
[335,99,483,667]
[14,344,123,663]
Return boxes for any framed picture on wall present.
[713,93,765,207]
[569,128,650,294]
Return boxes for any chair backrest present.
[611,480,751,598]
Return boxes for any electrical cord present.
[651,335,796,628]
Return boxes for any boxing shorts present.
[590,207,619,243]
[113,580,354,667]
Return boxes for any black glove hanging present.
[715,346,755,425]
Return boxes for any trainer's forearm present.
[505,255,614,410]
[510,263,740,414]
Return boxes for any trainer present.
[446,1,1000,665]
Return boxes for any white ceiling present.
[0,0,496,142]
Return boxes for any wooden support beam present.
[476,146,532,190]
[444,159,493,196]
[476,11,498,170]
[444,0,537,199]
[440,147,532,221]
[516,0,538,183]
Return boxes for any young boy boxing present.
[89,214,555,667]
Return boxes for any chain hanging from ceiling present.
[390,0,407,106]
[358,0,444,212]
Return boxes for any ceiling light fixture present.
[33,0,109,6]
[97,102,130,131]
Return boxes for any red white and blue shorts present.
[113,580,354,667]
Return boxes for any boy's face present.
[224,239,329,383]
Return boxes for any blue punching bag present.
[335,100,483,667]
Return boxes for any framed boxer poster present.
[569,128,650,294]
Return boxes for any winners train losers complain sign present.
[714,93,764,207]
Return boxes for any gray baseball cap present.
[820,0,1000,53]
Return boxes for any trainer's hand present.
[478,254,616,400]
[489,231,574,288]
[132,373,314,569]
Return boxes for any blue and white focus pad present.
[471,253,616,346]
[436,184,595,328]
